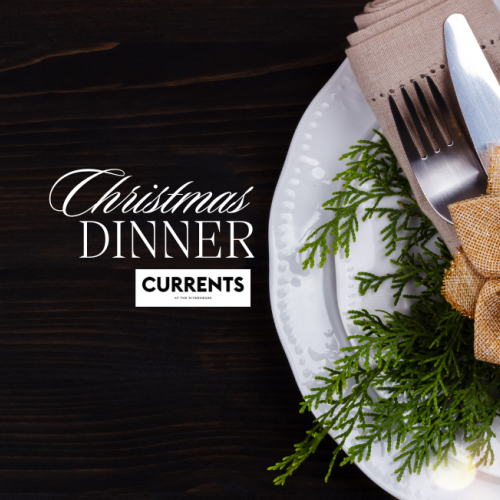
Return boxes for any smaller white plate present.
[334,150,500,478]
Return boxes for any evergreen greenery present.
[270,132,500,485]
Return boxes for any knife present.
[445,13,500,173]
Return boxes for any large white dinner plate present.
[268,8,500,495]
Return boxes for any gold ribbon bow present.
[442,146,500,364]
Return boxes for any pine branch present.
[299,131,437,268]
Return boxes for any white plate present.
[268,23,500,498]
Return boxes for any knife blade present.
[445,13,500,172]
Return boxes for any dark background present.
[0,2,395,499]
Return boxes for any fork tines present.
[389,76,458,162]
[388,76,488,225]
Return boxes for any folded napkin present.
[347,0,500,253]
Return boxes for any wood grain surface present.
[0,3,395,498]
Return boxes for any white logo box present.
[136,269,251,307]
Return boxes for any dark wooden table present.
[0,2,395,498]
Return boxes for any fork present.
[389,76,487,224]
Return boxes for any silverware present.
[389,78,487,225]
[445,13,500,172]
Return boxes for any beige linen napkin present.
[347,0,500,253]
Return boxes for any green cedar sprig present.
[299,130,436,268]
[270,133,500,485]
